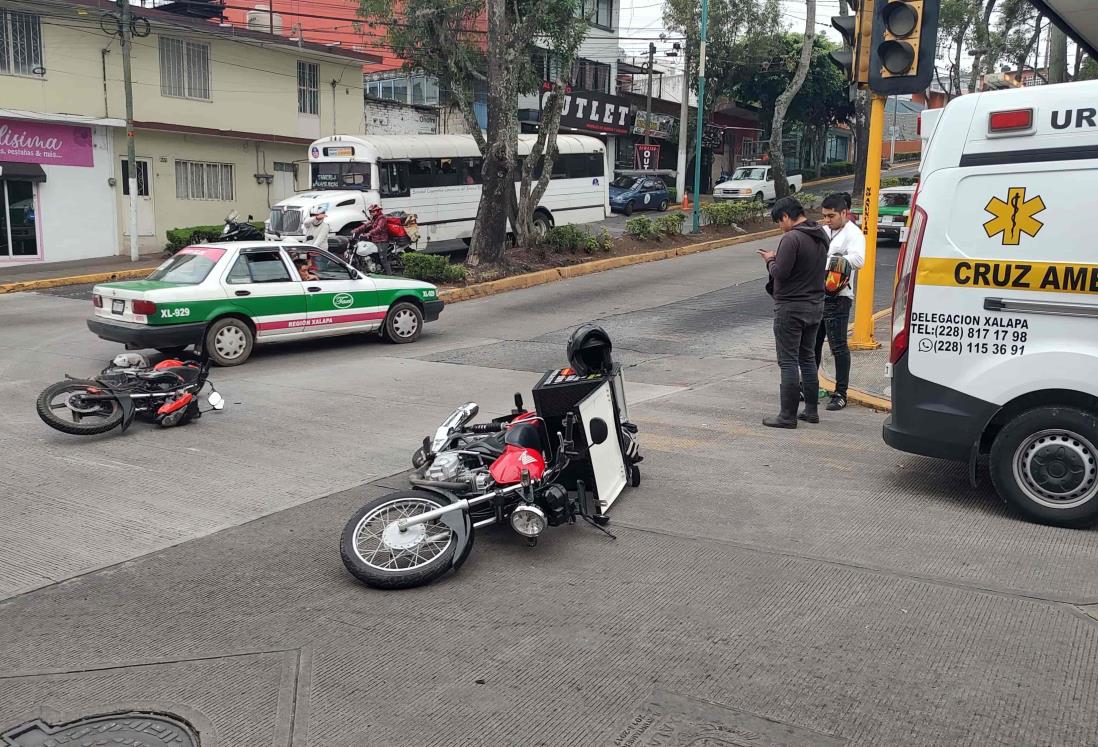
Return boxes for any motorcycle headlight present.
[510,504,547,537]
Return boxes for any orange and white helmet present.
[368,204,383,216]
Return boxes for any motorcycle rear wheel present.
[36,380,123,436]
[340,490,459,589]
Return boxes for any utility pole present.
[644,42,656,146]
[690,0,709,234]
[676,41,689,209]
[120,0,140,262]
[850,94,886,350]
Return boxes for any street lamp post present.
[690,0,709,234]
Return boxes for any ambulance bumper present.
[88,318,206,350]
[882,355,997,462]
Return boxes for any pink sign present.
[0,118,94,167]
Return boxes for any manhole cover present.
[2,712,198,746]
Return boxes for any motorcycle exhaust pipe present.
[397,483,523,532]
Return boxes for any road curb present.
[438,228,783,304]
[0,267,159,295]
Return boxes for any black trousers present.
[773,301,823,389]
[814,296,852,397]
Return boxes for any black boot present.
[763,385,800,429]
[798,382,820,423]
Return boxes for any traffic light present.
[868,0,940,94]
[828,0,872,87]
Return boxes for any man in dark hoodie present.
[757,196,831,428]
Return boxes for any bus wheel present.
[989,406,1098,527]
[532,210,554,239]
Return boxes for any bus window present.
[379,162,409,198]
[408,160,435,189]
[459,158,481,185]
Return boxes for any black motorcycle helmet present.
[567,324,613,376]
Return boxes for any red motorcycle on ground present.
[340,324,642,590]
[36,353,224,437]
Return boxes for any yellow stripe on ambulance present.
[917,258,1098,296]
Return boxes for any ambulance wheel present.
[383,302,422,344]
[989,406,1098,527]
[205,317,254,366]
[630,465,641,487]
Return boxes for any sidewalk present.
[0,253,164,293]
[820,312,892,410]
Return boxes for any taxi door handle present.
[307,286,322,292]
[235,290,251,296]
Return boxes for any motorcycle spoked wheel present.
[36,379,124,436]
[340,490,463,589]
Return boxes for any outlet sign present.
[548,90,632,136]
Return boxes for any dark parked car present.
[609,176,670,215]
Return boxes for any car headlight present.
[739,189,752,195]
[510,504,547,537]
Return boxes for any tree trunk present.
[968,0,997,93]
[467,0,512,267]
[1048,26,1068,83]
[851,90,869,202]
[514,81,567,248]
[770,0,816,200]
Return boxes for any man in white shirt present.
[304,206,331,250]
[813,192,866,411]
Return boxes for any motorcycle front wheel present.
[340,490,461,589]
[36,379,124,436]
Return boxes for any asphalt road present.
[3,228,1094,746]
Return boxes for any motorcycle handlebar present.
[467,422,504,434]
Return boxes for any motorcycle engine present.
[421,452,492,491]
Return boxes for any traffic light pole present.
[850,93,886,350]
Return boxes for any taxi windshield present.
[611,176,638,189]
[147,248,225,284]
[881,192,912,208]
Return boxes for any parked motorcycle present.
[36,352,224,436]
[220,211,265,242]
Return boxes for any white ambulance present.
[884,79,1098,527]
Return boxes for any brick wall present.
[364,98,439,135]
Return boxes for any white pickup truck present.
[713,166,802,203]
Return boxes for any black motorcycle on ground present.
[36,353,224,436]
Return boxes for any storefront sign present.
[0,118,94,167]
[635,144,661,170]
[548,90,632,136]
[632,112,675,140]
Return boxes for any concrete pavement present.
[2,229,1097,745]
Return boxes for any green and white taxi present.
[88,242,444,366]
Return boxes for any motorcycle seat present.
[137,366,201,385]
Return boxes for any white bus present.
[266,134,609,245]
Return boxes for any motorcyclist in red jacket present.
[352,204,389,244]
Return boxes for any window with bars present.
[175,161,234,201]
[297,61,319,115]
[159,36,210,100]
[0,10,43,76]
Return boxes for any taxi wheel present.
[989,406,1098,527]
[658,199,668,212]
[383,302,423,344]
[205,317,254,366]
[622,202,633,216]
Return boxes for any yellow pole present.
[850,93,886,350]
